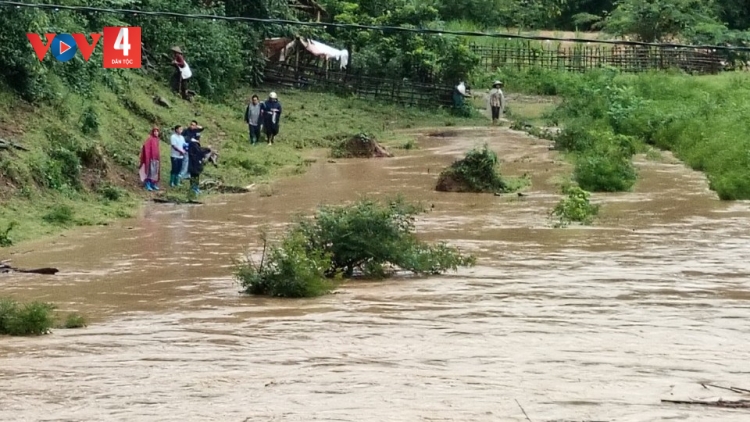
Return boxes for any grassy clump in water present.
[235,198,476,298]
[0,298,89,335]
[436,144,529,193]
[0,298,55,336]
[551,185,600,228]
[62,313,87,329]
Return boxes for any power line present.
[3,0,750,51]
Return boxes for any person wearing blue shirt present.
[262,92,282,145]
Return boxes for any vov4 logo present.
[26,26,141,69]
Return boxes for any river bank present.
[0,74,483,247]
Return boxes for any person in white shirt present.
[171,47,193,101]
[169,125,186,187]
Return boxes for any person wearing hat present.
[262,92,282,145]
[489,81,505,125]
[171,46,192,100]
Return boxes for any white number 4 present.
[114,27,131,57]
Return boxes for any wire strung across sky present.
[3,0,750,52]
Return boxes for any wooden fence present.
[264,63,454,108]
[469,41,743,74]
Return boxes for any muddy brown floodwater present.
[2,127,750,422]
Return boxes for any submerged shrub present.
[0,298,55,336]
[63,313,87,329]
[236,232,336,298]
[235,198,476,298]
[551,186,600,228]
[436,144,525,193]
[574,150,637,192]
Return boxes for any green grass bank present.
[477,68,750,199]
[0,73,482,247]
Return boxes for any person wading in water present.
[139,127,161,191]
[262,92,282,145]
[244,95,262,145]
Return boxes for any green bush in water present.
[574,150,637,192]
[436,144,525,193]
[235,231,336,298]
[235,198,476,298]
[0,298,55,336]
[569,129,638,192]
[551,186,600,228]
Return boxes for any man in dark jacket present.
[187,135,212,195]
[262,92,282,145]
[179,120,204,180]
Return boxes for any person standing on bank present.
[169,125,187,187]
[244,95,262,145]
[139,127,161,191]
[171,47,192,101]
[187,133,212,195]
[180,120,204,179]
[262,92,282,145]
[489,80,505,125]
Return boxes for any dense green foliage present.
[490,67,750,199]
[235,198,476,298]
[551,185,599,227]
[4,0,746,105]
[433,0,750,44]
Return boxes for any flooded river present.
[1,127,750,421]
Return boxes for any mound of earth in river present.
[332,134,393,158]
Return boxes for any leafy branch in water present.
[551,185,600,228]
[234,198,476,298]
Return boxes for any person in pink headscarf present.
[139,127,161,191]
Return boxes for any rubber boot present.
[145,180,154,191]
